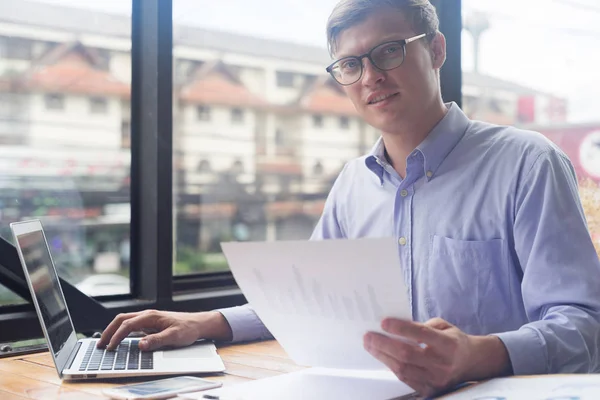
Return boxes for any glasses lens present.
[330,57,362,85]
[371,42,405,70]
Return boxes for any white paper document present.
[220,237,412,370]
[179,367,414,400]
[443,375,600,399]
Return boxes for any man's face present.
[334,8,445,133]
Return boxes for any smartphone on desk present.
[103,376,222,400]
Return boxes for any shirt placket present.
[377,156,416,316]
[397,153,422,320]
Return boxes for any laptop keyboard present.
[79,340,154,371]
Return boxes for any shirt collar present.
[365,102,470,182]
[365,137,387,184]
[416,102,470,181]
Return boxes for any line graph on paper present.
[252,265,385,322]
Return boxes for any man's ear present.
[430,32,446,69]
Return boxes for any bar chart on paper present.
[221,238,412,369]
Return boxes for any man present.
[98,0,600,396]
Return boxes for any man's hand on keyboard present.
[96,310,233,351]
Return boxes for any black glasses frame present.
[325,32,435,86]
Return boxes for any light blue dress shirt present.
[219,102,600,376]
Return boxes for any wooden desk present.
[0,340,306,399]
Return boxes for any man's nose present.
[361,58,386,86]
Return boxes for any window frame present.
[0,0,460,346]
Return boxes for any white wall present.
[299,113,361,177]
[179,104,257,183]
[28,93,122,149]
[110,51,132,84]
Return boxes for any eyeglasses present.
[325,32,434,86]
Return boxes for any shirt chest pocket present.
[426,235,511,334]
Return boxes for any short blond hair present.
[326,0,439,56]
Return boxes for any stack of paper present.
[179,368,414,400]
[441,375,600,399]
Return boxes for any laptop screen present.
[15,229,75,358]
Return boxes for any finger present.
[425,317,453,331]
[97,312,141,348]
[365,333,432,369]
[365,345,433,391]
[382,319,452,348]
[400,379,430,399]
[107,313,157,350]
[139,327,181,351]
[367,347,440,398]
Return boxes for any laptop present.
[10,219,226,380]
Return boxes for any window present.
[339,116,350,129]
[231,159,244,174]
[44,94,65,110]
[94,48,111,71]
[0,0,132,315]
[196,105,211,121]
[275,129,285,146]
[90,97,108,114]
[174,0,355,276]
[231,108,244,124]
[0,37,32,60]
[276,71,295,88]
[313,161,324,176]
[313,115,324,128]
[462,0,600,254]
[197,159,211,173]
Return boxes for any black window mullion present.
[433,0,463,107]
[130,0,173,306]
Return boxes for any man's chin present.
[366,117,404,134]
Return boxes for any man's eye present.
[341,60,358,70]
[384,46,399,54]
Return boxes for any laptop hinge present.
[64,341,82,372]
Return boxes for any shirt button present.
[400,189,408,197]
[398,237,407,246]
[426,170,433,178]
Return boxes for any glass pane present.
[172,1,376,275]
[462,0,600,252]
[0,286,24,307]
[0,0,133,301]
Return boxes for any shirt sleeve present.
[218,164,349,342]
[495,148,600,375]
[216,304,274,343]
